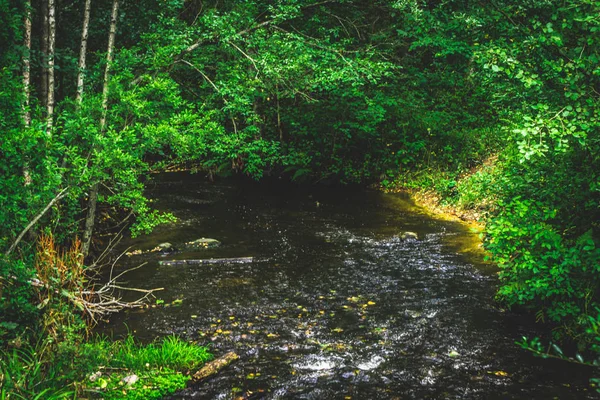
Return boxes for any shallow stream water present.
[102,172,595,399]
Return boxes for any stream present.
[101,172,595,399]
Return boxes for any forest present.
[1,0,599,398]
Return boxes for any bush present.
[486,199,600,344]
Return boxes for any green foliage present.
[2,0,600,394]
[76,335,212,400]
[0,258,38,346]
[0,344,75,399]
[0,335,211,400]
[486,200,600,341]
[81,335,213,372]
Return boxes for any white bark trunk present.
[81,183,98,257]
[22,1,31,127]
[83,0,119,257]
[22,1,32,186]
[99,0,119,130]
[46,0,56,132]
[76,0,92,104]
[41,1,48,108]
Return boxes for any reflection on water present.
[100,173,595,399]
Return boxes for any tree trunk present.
[76,0,92,104]
[22,0,32,186]
[82,0,119,258]
[81,183,98,257]
[22,2,31,127]
[46,0,56,132]
[100,0,119,130]
[40,0,48,108]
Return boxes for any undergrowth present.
[0,335,212,399]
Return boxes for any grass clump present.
[1,335,212,400]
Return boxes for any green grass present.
[0,345,75,399]
[1,336,212,400]
[78,335,213,400]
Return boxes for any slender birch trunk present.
[99,0,119,129]
[22,2,31,127]
[76,0,92,104]
[82,0,119,257]
[22,1,32,186]
[41,0,48,108]
[46,0,56,132]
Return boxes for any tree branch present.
[6,187,69,256]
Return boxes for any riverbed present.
[101,172,595,399]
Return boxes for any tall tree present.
[82,0,119,257]
[22,0,32,186]
[21,1,31,127]
[40,0,48,108]
[46,0,56,132]
[76,0,92,104]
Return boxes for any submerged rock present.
[126,242,176,256]
[400,231,419,241]
[156,242,175,253]
[185,238,221,249]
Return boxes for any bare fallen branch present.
[192,352,239,382]
[6,186,69,256]
[159,257,254,266]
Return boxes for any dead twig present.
[6,186,69,256]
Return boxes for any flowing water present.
[102,172,595,399]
